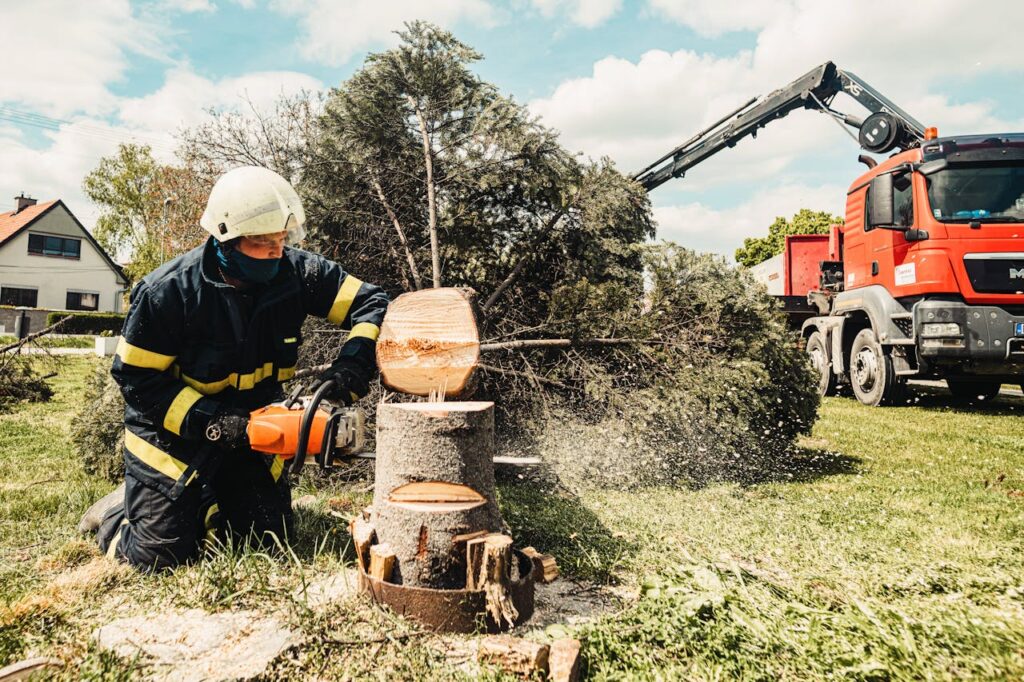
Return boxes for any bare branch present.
[480,209,565,313]
[410,98,441,288]
[371,174,423,290]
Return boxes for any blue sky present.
[2,0,1022,257]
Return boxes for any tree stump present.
[372,401,503,588]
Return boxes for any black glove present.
[317,361,369,405]
[204,406,251,451]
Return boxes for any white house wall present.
[0,206,127,312]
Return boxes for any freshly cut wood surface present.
[388,481,486,504]
[478,635,549,676]
[369,543,396,582]
[349,518,375,572]
[376,287,480,398]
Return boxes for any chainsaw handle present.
[287,379,335,476]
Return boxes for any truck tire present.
[946,379,1001,403]
[849,328,905,407]
[805,331,836,397]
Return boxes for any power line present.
[0,106,178,154]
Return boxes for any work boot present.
[78,482,126,534]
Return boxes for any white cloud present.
[117,67,324,140]
[653,183,844,257]
[161,0,215,12]
[0,0,163,117]
[646,0,786,36]
[273,0,496,66]
[531,0,622,27]
[532,1,1024,257]
[1,67,325,231]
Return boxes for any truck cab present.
[803,133,1024,405]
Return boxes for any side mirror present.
[917,158,948,176]
[866,173,894,230]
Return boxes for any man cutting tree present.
[80,166,389,571]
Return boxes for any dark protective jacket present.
[111,237,389,500]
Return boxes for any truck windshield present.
[925,162,1024,222]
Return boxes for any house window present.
[28,233,81,259]
[66,291,99,311]
[1,286,39,307]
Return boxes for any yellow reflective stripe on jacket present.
[124,430,189,483]
[237,362,275,390]
[163,386,204,435]
[277,366,296,381]
[178,362,278,395]
[347,322,380,342]
[116,338,175,371]
[270,455,285,482]
[327,275,363,324]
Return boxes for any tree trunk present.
[372,401,503,588]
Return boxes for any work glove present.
[204,406,251,452]
[316,360,369,406]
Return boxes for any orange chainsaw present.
[247,378,365,475]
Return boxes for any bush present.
[71,358,125,481]
[46,311,125,335]
[504,245,820,489]
[0,358,53,413]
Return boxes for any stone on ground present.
[94,608,298,681]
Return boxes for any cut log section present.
[478,635,550,677]
[522,546,560,584]
[376,287,480,398]
[349,517,375,572]
[369,543,396,582]
[373,402,502,588]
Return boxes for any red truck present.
[635,62,1024,406]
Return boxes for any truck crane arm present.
[633,61,926,192]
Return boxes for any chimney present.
[14,193,37,214]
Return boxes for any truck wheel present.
[946,379,1002,403]
[805,331,836,396]
[849,328,905,407]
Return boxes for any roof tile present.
[0,200,58,245]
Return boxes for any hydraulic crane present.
[633,61,926,192]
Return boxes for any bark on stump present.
[372,401,503,588]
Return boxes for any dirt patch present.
[1,557,131,625]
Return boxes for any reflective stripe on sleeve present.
[124,430,190,483]
[270,455,285,482]
[327,275,363,324]
[163,386,204,435]
[347,322,380,342]
[277,366,296,382]
[116,338,175,371]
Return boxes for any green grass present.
[1,359,1023,679]
[0,335,96,349]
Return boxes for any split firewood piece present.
[376,287,480,398]
[475,534,518,627]
[369,543,396,582]
[548,639,582,682]
[522,546,560,584]
[478,635,550,677]
[349,517,375,572]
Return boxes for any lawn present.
[1,357,1022,679]
[0,335,96,350]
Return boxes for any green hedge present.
[46,311,126,335]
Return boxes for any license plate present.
[1016,322,1024,336]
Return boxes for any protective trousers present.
[98,448,292,571]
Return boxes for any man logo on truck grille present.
[1017,322,1024,337]
[1011,268,1024,280]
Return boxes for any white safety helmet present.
[200,166,306,244]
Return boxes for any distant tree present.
[302,21,653,335]
[734,208,842,267]
[83,144,211,282]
